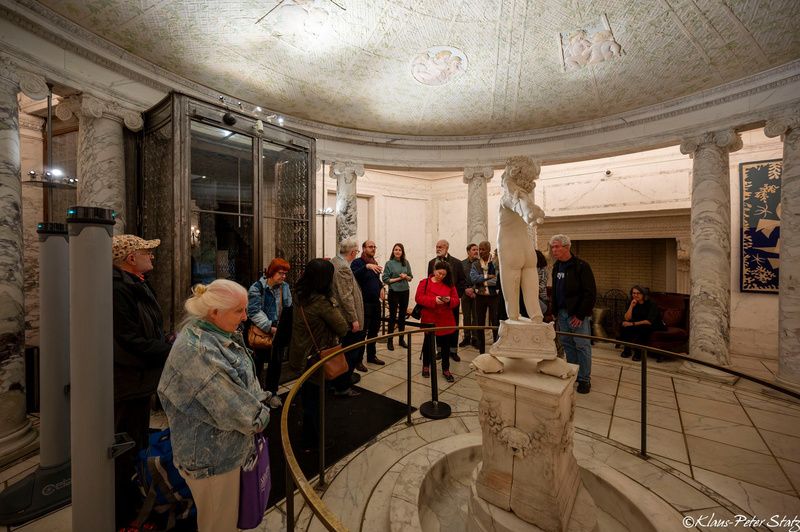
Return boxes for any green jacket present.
[289,294,349,382]
[382,259,413,292]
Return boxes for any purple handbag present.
[237,433,272,529]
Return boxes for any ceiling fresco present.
[37,0,800,136]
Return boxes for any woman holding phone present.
[415,260,460,383]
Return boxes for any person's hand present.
[465,287,475,298]
[380,288,386,301]
[436,296,447,305]
[569,316,582,328]
[487,274,496,279]
[622,321,632,327]
[399,273,408,280]
[270,327,277,335]
[629,299,638,308]
[352,321,361,332]
[367,263,383,274]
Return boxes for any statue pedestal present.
[489,319,557,360]
[473,357,596,531]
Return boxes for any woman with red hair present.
[246,258,292,408]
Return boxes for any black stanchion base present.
[0,461,71,526]
[419,400,451,420]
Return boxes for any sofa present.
[647,292,690,354]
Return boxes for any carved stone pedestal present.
[473,357,596,532]
[489,319,557,359]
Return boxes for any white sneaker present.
[268,395,283,409]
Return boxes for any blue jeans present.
[557,308,592,383]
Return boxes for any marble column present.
[55,94,143,235]
[765,110,800,387]
[20,112,44,347]
[680,130,742,366]
[0,58,47,464]
[332,161,363,244]
[463,167,494,244]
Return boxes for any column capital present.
[0,56,48,100]
[331,161,364,183]
[56,93,144,132]
[764,107,800,138]
[463,166,494,185]
[18,112,44,132]
[679,129,742,156]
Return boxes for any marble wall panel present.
[20,120,43,346]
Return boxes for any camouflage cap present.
[112,234,161,262]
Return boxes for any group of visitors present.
[111,227,675,531]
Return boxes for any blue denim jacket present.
[158,320,270,479]
[247,277,292,331]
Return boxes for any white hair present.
[549,234,571,248]
[338,238,359,255]
[182,279,247,326]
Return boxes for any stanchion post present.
[419,325,451,419]
[640,347,648,458]
[318,368,326,487]
[286,460,295,531]
[406,331,412,425]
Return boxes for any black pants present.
[422,333,450,371]
[387,290,409,335]
[475,294,499,353]
[448,306,460,353]
[619,325,653,350]
[114,395,152,526]
[461,295,478,342]
[363,301,381,360]
[332,329,366,391]
[253,345,283,394]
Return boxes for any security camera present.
[222,112,237,126]
[254,119,264,134]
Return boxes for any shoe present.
[356,363,368,372]
[632,352,642,362]
[333,388,361,397]
[436,351,442,360]
[620,348,632,358]
[450,353,461,362]
[443,370,455,383]
[350,372,361,384]
[422,366,430,378]
[268,395,283,409]
[458,339,470,348]
[398,338,408,348]
[367,356,385,365]
[576,381,591,394]
[387,339,394,351]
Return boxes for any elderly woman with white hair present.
[158,279,270,532]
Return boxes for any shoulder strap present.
[298,305,321,352]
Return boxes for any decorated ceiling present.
[38,0,800,136]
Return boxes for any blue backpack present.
[135,428,195,530]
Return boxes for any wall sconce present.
[316,207,335,216]
[190,225,201,248]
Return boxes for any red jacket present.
[415,277,460,336]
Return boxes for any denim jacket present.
[470,259,498,296]
[158,320,270,479]
[247,277,292,331]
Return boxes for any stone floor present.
[3,340,799,531]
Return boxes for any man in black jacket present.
[111,234,172,528]
[549,234,596,394]
[428,239,467,361]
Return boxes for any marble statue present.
[496,156,545,322]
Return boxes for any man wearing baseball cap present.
[111,235,172,529]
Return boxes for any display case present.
[140,93,315,330]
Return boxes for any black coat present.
[550,256,597,320]
[428,254,467,297]
[112,268,172,401]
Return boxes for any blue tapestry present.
[740,159,782,293]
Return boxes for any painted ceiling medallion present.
[558,14,624,71]
[411,46,468,86]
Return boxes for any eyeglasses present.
[631,291,642,296]
[365,245,376,249]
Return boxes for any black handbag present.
[411,279,428,320]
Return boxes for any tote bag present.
[237,433,271,530]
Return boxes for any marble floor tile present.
[412,417,470,443]
[381,359,419,379]
[445,359,475,377]
[574,406,611,436]
[778,458,800,496]
[361,468,400,531]
[674,380,738,404]
[590,361,622,381]
[653,456,692,476]
[437,391,479,413]
[411,369,455,392]
[681,412,770,454]
[443,376,483,401]
[676,394,750,424]
[609,416,688,463]
[738,393,800,419]
[575,389,615,415]
[761,359,779,374]
[759,429,800,463]
[620,367,674,391]
[588,375,620,396]
[745,406,800,438]
[357,370,405,395]
[681,507,751,532]
[13,505,71,531]
[691,467,800,521]
[0,455,39,486]
[613,396,682,432]
[384,381,441,409]
[461,415,481,433]
[685,435,793,493]
[617,381,678,409]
